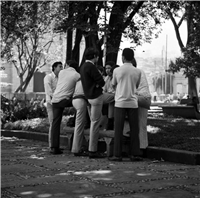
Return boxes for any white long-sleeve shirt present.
[43,72,58,104]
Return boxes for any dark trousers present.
[114,107,140,157]
[51,99,72,148]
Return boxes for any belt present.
[73,95,88,102]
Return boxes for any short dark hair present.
[122,48,134,61]
[111,64,120,73]
[105,61,115,68]
[131,57,137,67]
[84,47,99,60]
[52,61,62,71]
[66,60,79,72]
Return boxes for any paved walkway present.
[1,136,200,198]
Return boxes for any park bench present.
[161,105,200,119]
[63,126,115,156]
[63,118,131,157]
[160,98,200,119]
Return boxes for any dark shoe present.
[50,148,63,155]
[130,156,143,162]
[74,151,89,157]
[89,151,106,159]
[108,156,122,162]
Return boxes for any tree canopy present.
[54,1,164,64]
[1,1,60,92]
[158,1,200,98]
[1,1,199,94]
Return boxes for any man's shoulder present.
[80,62,93,72]
[134,67,142,73]
[44,72,53,80]
[82,62,93,68]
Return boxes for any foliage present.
[1,95,47,126]
[1,1,26,60]
[1,94,76,128]
[1,1,61,92]
[0,95,9,127]
[166,2,200,78]
[155,1,200,98]
[54,1,165,64]
[169,50,200,78]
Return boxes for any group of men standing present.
[44,47,144,161]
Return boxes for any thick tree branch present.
[167,9,185,52]
[178,12,186,28]
[124,1,144,29]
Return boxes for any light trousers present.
[71,98,87,153]
[103,93,115,118]
[46,103,53,147]
[138,107,148,149]
[87,93,114,152]
[88,94,104,152]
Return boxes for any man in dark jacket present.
[80,47,106,158]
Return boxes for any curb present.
[1,129,200,165]
[146,146,200,165]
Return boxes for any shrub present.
[1,95,47,127]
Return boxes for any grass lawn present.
[2,113,200,152]
[147,114,200,152]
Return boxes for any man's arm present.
[44,75,53,103]
[90,65,105,87]
[111,70,117,90]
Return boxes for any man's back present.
[80,61,105,99]
[112,63,141,108]
[52,67,80,103]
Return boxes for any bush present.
[1,94,76,128]
[1,95,47,127]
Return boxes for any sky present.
[117,19,188,65]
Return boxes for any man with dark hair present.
[110,48,142,162]
[80,47,106,158]
[50,60,80,154]
[44,62,63,148]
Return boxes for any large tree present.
[1,1,60,92]
[161,1,200,99]
[55,1,164,65]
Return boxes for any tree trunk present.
[188,77,198,99]
[168,3,198,100]
[14,64,36,93]
[21,71,35,92]
[66,29,72,61]
[72,29,83,64]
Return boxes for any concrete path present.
[1,136,200,198]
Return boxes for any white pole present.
[161,46,164,93]
[165,35,168,94]
[103,1,107,67]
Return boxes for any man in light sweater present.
[110,48,142,162]
[50,60,80,154]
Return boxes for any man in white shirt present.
[44,62,63,148]
[110,48,142,162]
[50,60,80,154]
